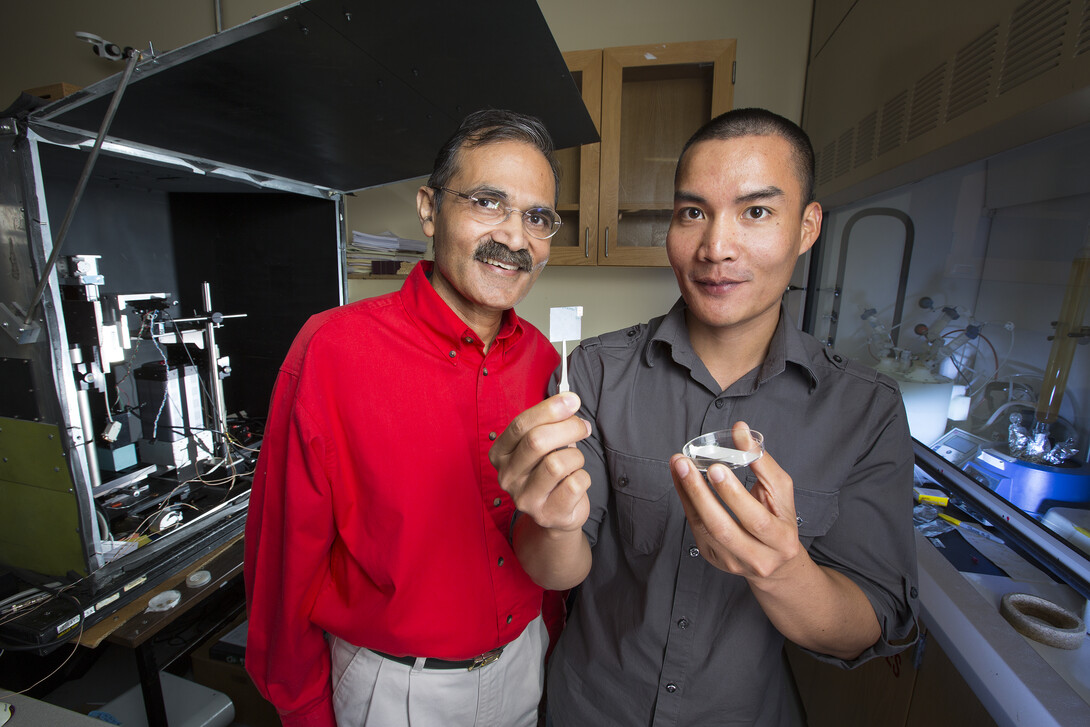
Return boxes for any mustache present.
[473,240,535,273]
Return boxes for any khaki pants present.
[329,615,546,727]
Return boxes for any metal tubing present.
[1035,239,1090,425]
[202,282,229,458]
[24,50,143,326]
[75,387,103,493]
[829,208,914,347]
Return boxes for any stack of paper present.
[351,231,427,255]
[347,231,428,276]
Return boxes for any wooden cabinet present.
[787,627,998,727]
[551,39,736,267]
[550,49,603,265]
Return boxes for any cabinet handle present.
[584,227,590,258]
[604,227,609,258]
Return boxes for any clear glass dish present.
[682,428,765,471]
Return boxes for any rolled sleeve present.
[802,383,920,667]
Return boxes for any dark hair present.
[428,109,561,209]
[675,107,815,205]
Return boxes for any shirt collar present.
[645,297,693,369]
[400,261,524,353]
[777,308,821,391]
[645,298,820,391]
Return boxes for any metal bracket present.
[0,301,41,344]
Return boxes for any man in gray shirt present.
[491,108,919,726]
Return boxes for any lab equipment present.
[930,428,993,468]
[965,448,1090,515]
[1028,238,1090,461]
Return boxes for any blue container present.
[966,449,1090,515]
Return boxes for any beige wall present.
[0,0,813,339]
[0,1,283,104]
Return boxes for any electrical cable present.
[111,311,149,414]
[95,507,113,542]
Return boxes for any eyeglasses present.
[430,186,562,240]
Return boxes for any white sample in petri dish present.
[682,429,764,471]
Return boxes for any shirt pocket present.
[793,486,840,544]
[604,449,673,555]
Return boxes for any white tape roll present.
[146,589,182,613]
[186,570,212,588]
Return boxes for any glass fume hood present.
[803,120,1090,724]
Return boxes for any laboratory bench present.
[791,470,1089,727]
[914,529,1088,727]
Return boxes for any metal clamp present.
[468,647,504,671]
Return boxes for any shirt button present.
[483,367,489,376]
[506,614,513,624]
[677,618,689,629]
[449,350,456,358]
[796,515,803,526]
[665,683,678,693]
[464,336,473,343]
[493,497,502,507]
[498,557,505,566]
[688,546,700,557]
[910,586,919,599]
[488,432,497,441]
[618,476,629,488]
[714,399,724,409]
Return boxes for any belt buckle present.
[468,647,503,671]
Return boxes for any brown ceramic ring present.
[999,592,1086,650]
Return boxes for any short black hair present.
[675,107,815,205]
[428,109,561,210]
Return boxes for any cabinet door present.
[550,49,603,266]
[598,40,736,266]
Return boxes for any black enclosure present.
[39,143,339,420]
[34,0,599,193]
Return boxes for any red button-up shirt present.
[244,262,560,727]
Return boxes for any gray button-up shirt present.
[548,301,919,727]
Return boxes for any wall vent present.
[854,111,878,168]
[877,91,908,156]
[908,62,947,140]
[999,0,1070,94]
[834,127,855,177]
[948,25,998,121]
[811,0,1090,196]
[817,140,837,186]
[1076,0,1090,56]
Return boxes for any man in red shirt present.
[244,109,564,727]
